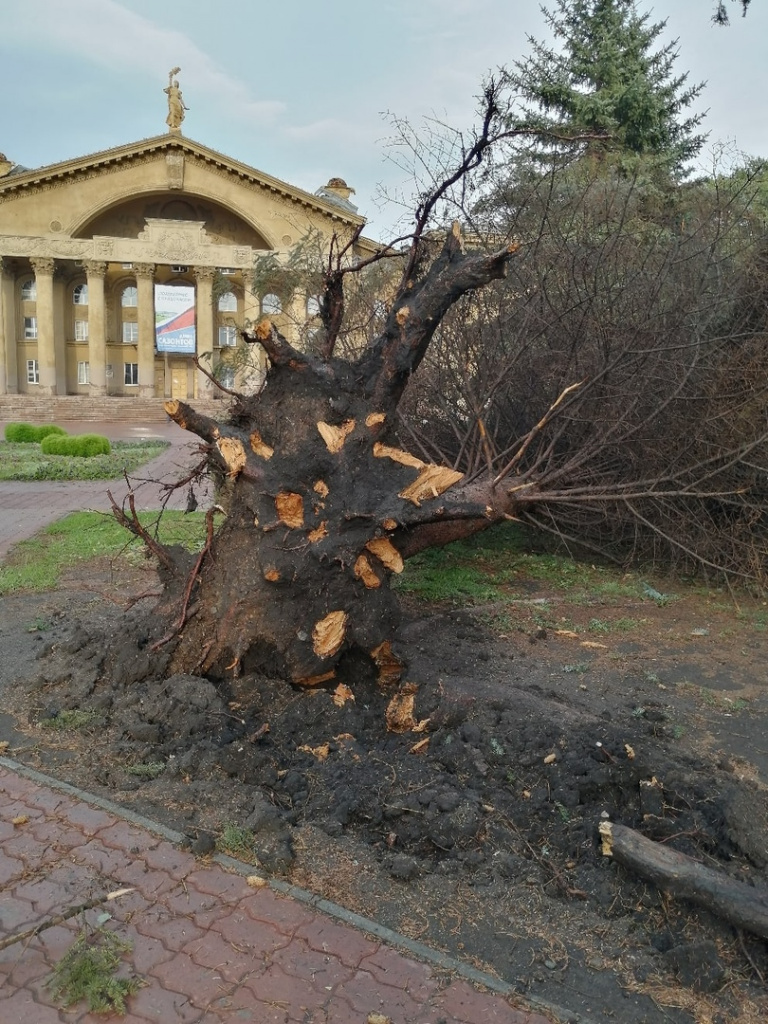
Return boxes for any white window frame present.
[171,265,188,273]
[26,359,39,384]
[21,279,36,301]
[122,321,139,344]
[124,362,139,386]
[77,361,90,385]
[121,286,138,307]
[218,325,238,347]
[24,316,38,339]
[218,291,237,312]
[218,267,236,275]
[73,283,88,305]
[74,319,89,342]
[306,295,321,318]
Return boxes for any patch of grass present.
[41,709,101,731]
[125,762,165,779]
[47,927,141,1014]
[563,662,590,674]
[0,439,170,481]
[0,510,208,595]
[216,823,258,862]
[394,556,501,603]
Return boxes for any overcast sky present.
[0,0,765,237]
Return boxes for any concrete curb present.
[0,754,589,1024]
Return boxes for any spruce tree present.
[507,0,706,175]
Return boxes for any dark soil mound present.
[2,584,767,1024]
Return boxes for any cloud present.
[1,0,284,125]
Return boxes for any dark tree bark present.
[156,223,522,687]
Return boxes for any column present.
[194,266,215,398]
[243,269,266,386]
[135,263,156,398]
[30,257,57,395]
[0,259,17,394]
[85,261,107,396]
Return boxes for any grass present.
[395,521,665,607]
[0,510,209,594]
[125,762,165,779]
[0,439,170,481]
[41,709,101,731]
[216,823,258,862]
[47,927,141,1014]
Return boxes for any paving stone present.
[240,964,322,1020]
[0,894,39,933]
[334,967,423,1020]
[122,933,174,976]
[116,982,204,1022]
[57,803,117,837]
[70,837,133,876]
[3,829,60,868]
[10,876,82,917]
[212,908,291,955]
[37,923,82,964]
[434,979,553,1023]
[141,842,197,880]
[28,820,90,852]
[0,853,25,886]
[183,866,252,900]
[0,772,41,802]
[24,787,77,816]
[96,821,161,856]
[1,800,45,822]
[294,916,379,968]
[158,884,234,930]
[270,939,355,989]
[242,889,316,935]
[151,951,234,1007]
[0,987,63,1024]
[134,910,206,952]
[110,858,180,898]
[359,943,437,1002]
[182,929,264,984]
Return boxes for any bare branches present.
[107,488,179,576]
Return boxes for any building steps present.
[0,395,231,424]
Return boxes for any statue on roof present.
[164,67,188,132]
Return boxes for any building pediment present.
[0,135,366,229]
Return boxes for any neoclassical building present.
[0,84,371,405]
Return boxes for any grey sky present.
[0,1,765,236]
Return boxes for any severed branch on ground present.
[0,888,135,952]
[599,820,768,941]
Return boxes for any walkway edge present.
[0,754,589,1024]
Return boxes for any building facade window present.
[73,283,88,305]
[218,325,238,347]
[24,317,38,339]
[121,286,138,307]
[262,293,282,315]
[218,291,237,312]
[74,319,89,341]
[122,322,139,343]
[21,279,36,301]
[77,361,90,385]
[124,363,139,386]
[306,295,321,317]
[218,366,236,389]
[27,359,39,384]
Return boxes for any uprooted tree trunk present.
[155,223,522,686]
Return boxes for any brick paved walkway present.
[0,765,556,1024]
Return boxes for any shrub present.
[4,422,66,443]
[41,433,111,457]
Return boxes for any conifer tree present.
[507,0,706,174]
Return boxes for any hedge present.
[4,423,67,443]
[40,433,111,457]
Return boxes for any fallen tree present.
[113,81,768,692]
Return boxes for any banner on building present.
[155,284,196,353]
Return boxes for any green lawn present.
[0,510,208,594]
[0,439,170,481]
